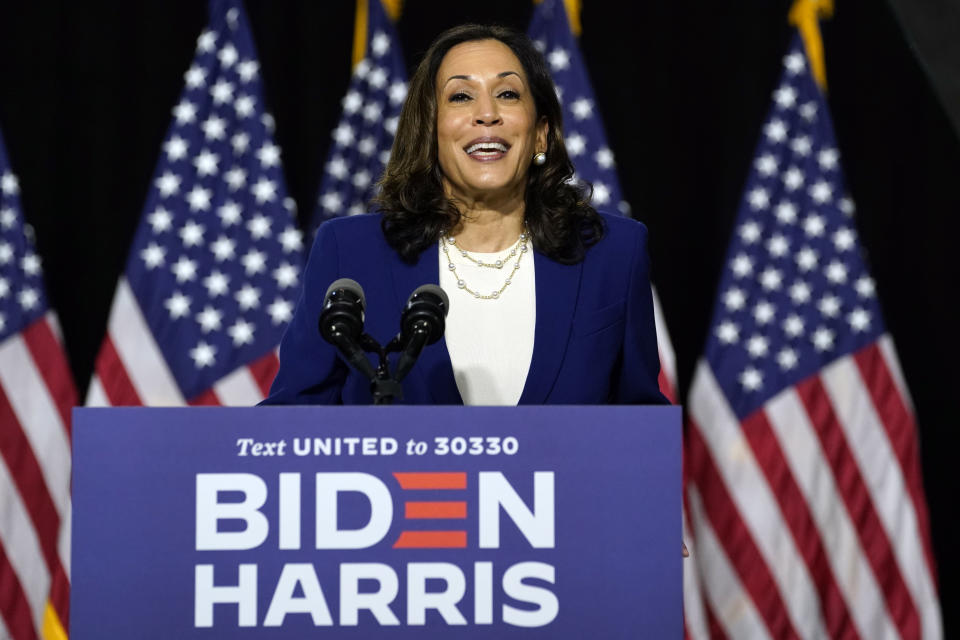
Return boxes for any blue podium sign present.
[71,406,681,638]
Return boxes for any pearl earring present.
[533,152,547,166]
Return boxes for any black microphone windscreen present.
[324,278,365,307]
[410,284,449,316]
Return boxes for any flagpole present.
[788,0,834,90]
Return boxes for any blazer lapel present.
[518,249,582,404]
[388,243,462,404]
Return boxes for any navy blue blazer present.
[264,212,667,405]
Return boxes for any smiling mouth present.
[464,139,510,160]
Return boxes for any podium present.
[71,406,681,638]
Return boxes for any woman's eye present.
[448,92,471,103]
[498,90,520,100]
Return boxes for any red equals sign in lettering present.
[393,472,467,549]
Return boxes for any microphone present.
[318,278,377,381]
[393,284,449,382]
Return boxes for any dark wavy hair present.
[374,23,604,264]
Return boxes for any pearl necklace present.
[441,228,529,300]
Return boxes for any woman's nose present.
[473,94,501,126]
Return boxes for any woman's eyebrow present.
[442,71,521,88]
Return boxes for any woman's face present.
[435,39,548,207]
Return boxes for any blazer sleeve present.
[261,221,348,405]
[613,223,671,405]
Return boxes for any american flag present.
[0,131,74,639]
[86,0,304,407]
[684,34,942,639]
[312,0,407,232]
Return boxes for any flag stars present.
[201,115,227,141]
[18,287,39,310]
[723,287,746,311]
[241,249,267,275]
[571,97,594,120]
[833,228,855,251]
[321,191,342,212]
[753,300,776,325]
[855,276,876,298]
[388,81,408,105]
[171,256,198,282]
[193,150,219,176]
[234,95,255,118]
[228,319,255,346]
[189,341,217,368]
[203,270,230,297]
[352,170,372,190]
[237,60,259,82]
[217,201,242,226]
[799,101,818,122]
[818,148,839,170]
[716,320,740,345]
[210,235,236,261]
[187,185,212,211]
[790,136,812,156]
[812,326,835,352]
[210,79,234,105]
[747,187,770,210]
[783,314,804,338]
[267,297,294,324]
[343,90,363,114]
[774,85,797,108]
[796,246,819,271]
[235,284,261,310]
[173,100,197,124]
[197,30,217,53]
[232,132,250,154]
[368,66,388,89]
[371,31,391,57]
[21,253,41,275]
[384,117,399,136]
[592,183,611,205]
[362,102,383,123]
[164,291,191,319]
[195,305,223,333]
[247,214,272,240]
[739,367,763,391]
[809,180,833,204]
[731,253,754,278]
[0,207,16,228]
[155,172,181,197]
[224,167,247,191]
[746,334,770,358]
[764,119,787,143]
[354,59,371,80]
[848,307,872,332]
[256,142,281,168]
[0,242,12,264]
[777,347,799,371]
[251,178,277,203]
[825,260,848,284]
[818,294,841,318]
[782,167,804,191]
[766,234,789,258]
[358,136,377,156]
[218,44,238,68]
[803,214,825,237]
[547,47,570,71]
[759,267,783,291]
[179,221,205,247]
[327,156,348,180]
[164,135,189,161]
[775,201,797,224]
[784,52,805,73]
[0,277,8,298]
[273,262,299,289]
[147,207,172,233]
[839,197,855,216]
[279,226,303,253]
[755,154,778,177]
[333,123,355,147]
[739,221,762,244]
[789,280,812,304]
[184,65,206,89]
[595,147,615,169]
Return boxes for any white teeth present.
[465,142,508,154]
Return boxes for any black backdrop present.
[0,0,957,630]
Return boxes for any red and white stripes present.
[684,337,942,639]
[87,278,278,408]
[0,314,74,640]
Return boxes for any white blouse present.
[437,238,536,405]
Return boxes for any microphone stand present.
[357,334,404,405]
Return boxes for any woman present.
[265,24,667,406]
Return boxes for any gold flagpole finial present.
[533,0,582,37]
[352,0,404,69]
[788,0,834,90]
